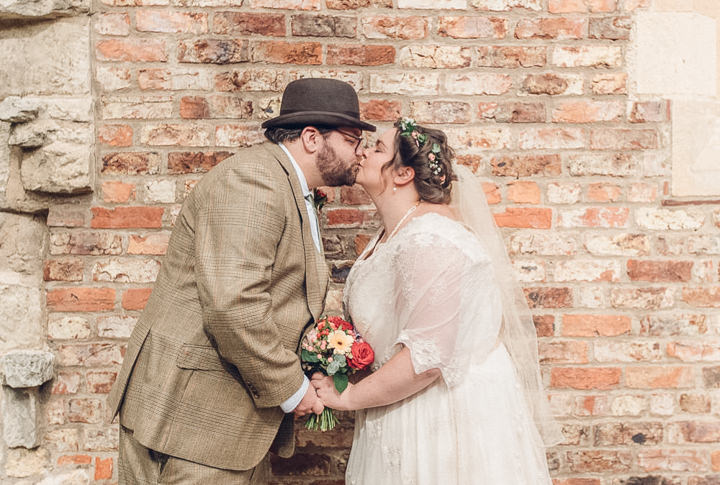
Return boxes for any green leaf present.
[301,349,319,363]
[333,372,349,393]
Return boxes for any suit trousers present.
[119,426,270,484]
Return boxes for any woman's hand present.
[311,373,354,411]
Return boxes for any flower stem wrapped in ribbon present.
[301,316,374,431]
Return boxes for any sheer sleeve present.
[391,229,502,387]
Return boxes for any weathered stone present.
[1,386,39,447]
[0,97,40,123]
[0,18,90,98]
[0,212,47,283]
[0,0,88,18]
[20,141,92,194]
[0,285,44,351]
[0,122,9,207]
[0,350,54,388]
[4,447,49,478]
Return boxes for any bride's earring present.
[393,185,397,193]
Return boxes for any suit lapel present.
[267,144,326,321]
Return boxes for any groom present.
[108,78,376,483]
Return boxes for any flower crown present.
[397,117,443,176]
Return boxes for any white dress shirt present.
[277,143,322,412]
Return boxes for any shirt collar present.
[279,143,312,199]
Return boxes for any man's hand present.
[292,384,324,417]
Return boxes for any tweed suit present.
[108,142,329,471]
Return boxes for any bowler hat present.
[261,78,376,132]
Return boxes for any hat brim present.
[261,111,376,132]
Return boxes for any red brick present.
[627,260,693,282]
[479,102,545,123]
[44,259,84,282]
[47,288,115,312]
[437,16,508,39]
[551,367,621,389]
[251,41,322,64]
[91,207,164,229]
[98,124,132,147]
[327,44,395,66]
[180,96,210,119]
[586,183,622,202]
[625,366,694,389]
[682,287,720,308]
[362,16,427,40]
[86,371,118,394]
[250,0,321,8]
[326,208,368,227]
[340,185,371,205]
[177,39,248,64]
[553,100,623,123]
[102,152,161,175]
[679,393,711,413]
[491,155,561,177]
[354,233,372,256]
[534,315,555,337]
[214,12,285,36]
[559,207,629,228]
[592,72,627,94]
[291,14,357,37]
[95,457,113,480]
[638,449,706,473]
[494,208,552,229]
[58,454,92,465]
[136,10,207,33]
[591,129,658,150]
[515,18,586,39]
[589,16,631,40]
[68,399,105,424]
[713,450,720,471]
[96,40,167,62]
[482,182,501,205]
[522,73,581,95]
[168,151,232,174]
[566,450,631,473]
[630,100,670,123]
[128,233,170,255]
[360,99,401,121]
[524,287,573,308]
[477,46,546,67]
[52,371,82,395]
[562,314,631,337]
[102,181,136,203]
[507,181,541,204]
[539,340,588,364]
[50,231,123,256]
[122,288,153,310]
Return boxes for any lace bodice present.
[343,213,503,385]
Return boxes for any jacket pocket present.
[175,343,226,371]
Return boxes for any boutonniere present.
[313,188,327,212]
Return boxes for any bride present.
[311,119,562,484]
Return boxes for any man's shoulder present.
[193,142,286,190]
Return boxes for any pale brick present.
[43,428,80,452]
[594,341,663,362]
[567,152,637,177]
[547,183,581,204]
[135,10,207,33]
[553,260,622,282]
[445,126,512,151]
[584,233,650,256]
[397,0,465,8]
[47,315,91,340]
[637,449,706,472]
[610,395,647,416]
[509,231,578,256]
[399,45,471,69]
[215,124,265,147]
[102,95,173,120]
[51,371,81,395]
[512,260,546,282]
[628,182,657,202]
[140,123,212,146]
[248,0,321,8]
[552,45,622,68]
[144,179,176,203]
[610,287,674,310]
[592,72,627,94]
[594,422,663,446]
[214,69,287,92]
[667,341,720,362]
[362,16,427,39]
[84,426,118,451]
[411,101,471,124]
[539,340,588,364]
[491,154,562,177]
[640,313,708,337]
[552,100,624,123]
[57,344,123,367]
[470,0,541,10]
[515,17,587,40]
[635,208,705,231]
[574,287,609,309]
[478,46,547,68]
[369,73,440,95]
[478,102,545,123]
[519,127,584,149]
[94,13,130,35]
[96,66,132,92]
[557,207,629,228]
[138,68,213,90]
[97,315,137,339]
[49,232,123,256]
[591,128,658,150]
[437,16,508,39]
[92,258,160,283]
[68,398,105,424]
[443,72,512,95]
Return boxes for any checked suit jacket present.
[107,142,329,470]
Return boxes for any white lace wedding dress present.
[343,213,553,485]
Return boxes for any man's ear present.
[300,127,324,154]
[393,166,415,187]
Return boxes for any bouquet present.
[301,315,374,431]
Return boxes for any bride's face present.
[356,128,397,196]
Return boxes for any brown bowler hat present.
[261,78,376,132]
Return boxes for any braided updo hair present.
[386,119,457,204]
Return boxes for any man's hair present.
[264,126,333,144]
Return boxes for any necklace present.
[386,201,421,242]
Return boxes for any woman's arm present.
[311,346,440,411]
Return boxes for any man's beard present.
[316,142,358,187]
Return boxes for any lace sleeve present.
[390,229,501,387]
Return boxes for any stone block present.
[0,97,40,123]
[0,286,44,352]
[5,446,50,477]
[0,350,54,388]
[0,0,88,18]
[0,18,90,98]
[1,386,39,447]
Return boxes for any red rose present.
[328,316,353,332]
[348,341,374,370]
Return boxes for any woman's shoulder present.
[396,212,491,262]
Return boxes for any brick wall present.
[29,0,720,482]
